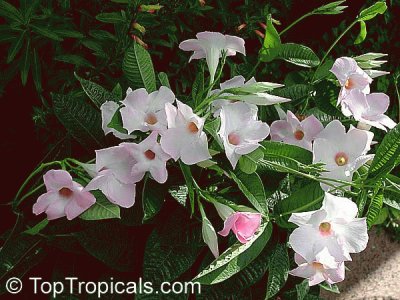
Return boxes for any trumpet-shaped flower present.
[289,192,368,262]
[100,101,132,140]
[85,145,136,208]
[342,90,396,131]
[120,86,175,134]
[330,57,372,103]
[313,120,373,191]
[123,132,170,183]
[218,212,262,244]
[218,102,270,169]
[33,170,96,220]
[289,248,345,286]
[179,31,245,82]
[160,100,211,165]
[270,111,324,151]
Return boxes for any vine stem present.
[279,12,313,36]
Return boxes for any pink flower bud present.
[218,212,262,244]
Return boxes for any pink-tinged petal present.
[326,262,345,284]
[312,138,338,169]
[65,192,96,220]
[190,50,206,61]
[218,213,240,236]
[322,192,358,221]
[234,213,261,242]
[308,272,326,286]
[43,170,74,191]
[122,88,149,110]
[45,198,69,220]
[220,75,246,90]
[120,106,148,134]
[160,128,187,161]
[179,39,202,52]
[225,35,246,55]
[235,93,291,105]
[214,202,235,220]
[150,163,168,184]
[301,115,324,140]
[234,143,259,156]
[33,192,58,216]
[330,57,358,85]
[101,101,119,135]
[81,163,97,178]
[348,72,372,90]
[286,111,301,129]
[130,162,148,183]
[334,218,368,254]
[370,115,397,130]
[242,121,270,141]
[288,210,321,227]
[180,133,211,165]
[320,168,352,192]
[225,144,241,169]
[270,120,293,141]
[317,120,346,140]
[289,264,316,280]
[164,102,178,128]
[294,253,307,265]
[147,86,176,112]
[345,127,373,158]
[365,93,390,115]
[315,247,337,269]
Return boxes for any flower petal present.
[43,170,73,191]
[65,192,96,220]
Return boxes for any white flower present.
[100,101,132,139]
[342,90,396,131]
[270,111,324,151]
[211,76,290,116]
[313,120,374,191]
[288,192,369,262]
[84,145,136,208]
[179,31,245,82]
[289,248,345,286]
[123,132,170,184]
[330,57,372,104]
[218,102,270,169]
[120,86,175,134]
[160,100,211,165]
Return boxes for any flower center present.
[59,187,73,198]
[228,132,241,145]
[312,262,324,271]
[144,150,156,160]
[187,122,199,134]
[335,152,348,166]
[145,113,158,125]
[319,222,332,236]
[344,79,354,89]
[294,130,304,140]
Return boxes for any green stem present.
[280,12,313,36]
[393,74,400,122]
[246,61,260,80]
[280,194,325,217]
[312,20,357,83]
[15,183,45,208]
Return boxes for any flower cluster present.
[31,30,397,289]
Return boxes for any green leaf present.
[277,43,320,68]
[265,244,289,299]
[168,185,188,207]
[6,32,25,63]
[96,12,126,24]
[357,1,387,22]
[32,49,42,92]
[259,14,281,62]
[313,0,347,15]
[274,182,324,228]
[296,280,310,300]
[123,41,156,92]
[76,221,141,271]
[158,72,171,88]
[319,282,340,294]
[89,29,117,41]
[0,0,23,23]
[54,28,84,39]
[24,219,49,235]
[31,24,63,41]
[192,70,205,105]
[107,107,128,134]
[142,178,166,221]
[55,54,93,68]
[271,84,312,101]
[354,20,367,44]
[230,170,267,214]
[143,208,203,285]
[238,147,264,174]
[52,92,105,149]
[368,123,400,180]
[366,188,384,229]
[179,161,195,214]
[75,73,118,108]
[194,222,272,285]
[112,83,123,100]
[80,191,120,220]
[20,39,30,86]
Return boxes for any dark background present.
[0,0,398,297]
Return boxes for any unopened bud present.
[131,35,149,49]
[237,23,247,32]
[254,30,265,39]
[199,0,206,6]
[258,22,266,30]
[139,4,162,13]
[357,122,371,131]
[132,22,146,34]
